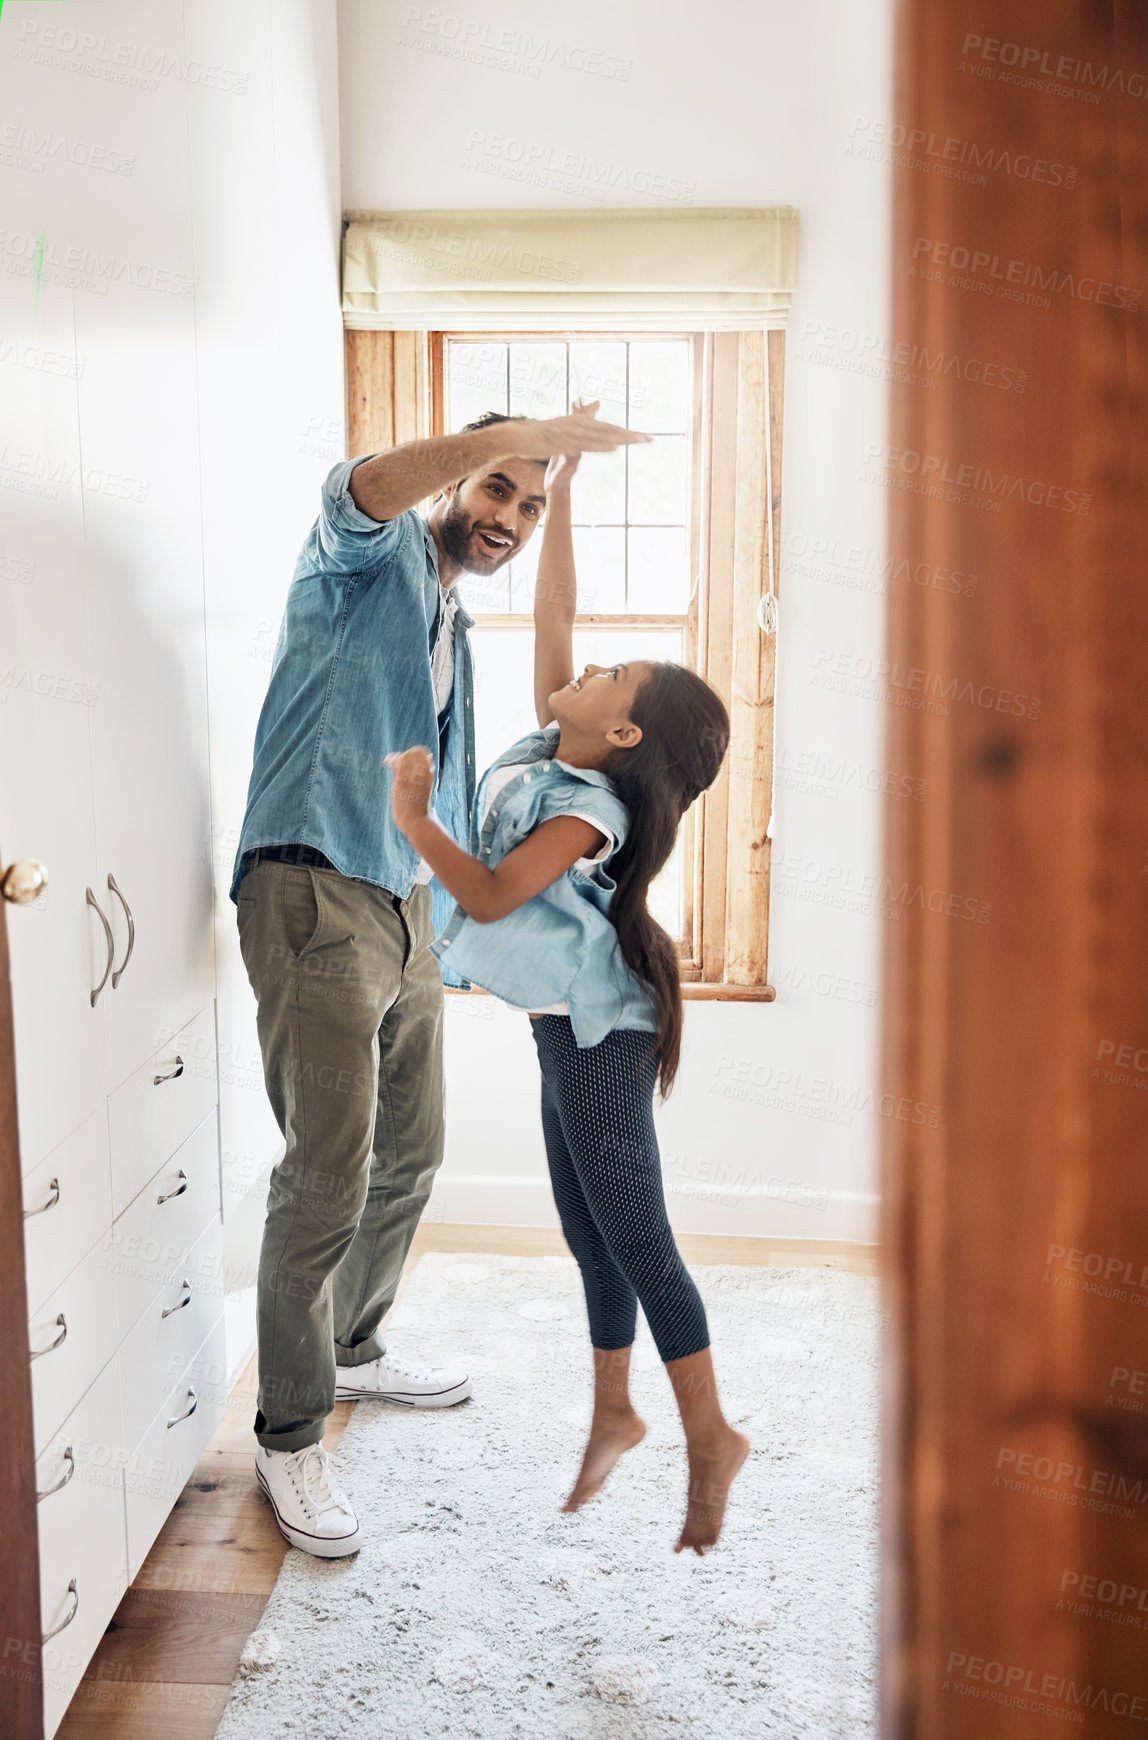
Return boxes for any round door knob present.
[1,861,49,905]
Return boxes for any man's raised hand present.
[508,400,650,462]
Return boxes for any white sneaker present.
[255,1443,363,1558]
[334,1349,472,1408]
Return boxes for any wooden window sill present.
[681,982,776,1002]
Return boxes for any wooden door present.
[884,2,1148,1735]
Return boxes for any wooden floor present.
[58,1224,876,1739]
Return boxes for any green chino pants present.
[237,856,444,1451]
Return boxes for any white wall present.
[188,0,345,1370]
[336,0,891,1244]
[0,0,345,1380]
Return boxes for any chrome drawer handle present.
[167,1387,198,1428]
[30,1313,67,1359]
[42,1578,79,1644]
[37,1445,75,1502]
[107,872,135,989]
[86,887,114,1007]
[161,1279,192,1318]
[24,1177,60,1218]
[153,1055,184,1086]
[156,1168,188,1206]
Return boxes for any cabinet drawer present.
[37,1355,128,1740]
[24,1106,113,1319]
[110,1113,221,1339]
[30,1237,120,1459]
[119,1216,224,1454]
[125,1313,227,1581]
[108,1001,218,1220]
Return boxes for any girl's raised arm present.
[532,405,590,727]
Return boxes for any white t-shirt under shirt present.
[474,758,616,1016]
[414,588,459,886]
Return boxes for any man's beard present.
[439,496,516,576]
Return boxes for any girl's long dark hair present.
[605,663,730,1097]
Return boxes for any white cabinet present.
[36,1357,129,1740]
[125,1313,229,1581]
[0,267,109,1176]
[0,10,225,1730]
[107,1003,218,1221]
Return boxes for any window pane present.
[628,436,687,524]
[570,448,626,526]
[470,628,538,772]
[506,534,541,612]
[628,340,690,433]
[448,341,507,428]
[569,341,628,422]
[460,566,512,614]
[571,527,626,613]
[509,343,567,418]
[627,527,690,613]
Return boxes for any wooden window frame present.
[345,327,782,1002]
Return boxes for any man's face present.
[437,456,547,577]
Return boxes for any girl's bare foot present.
[674,1428,750,1554]
[562,1411,647,1511]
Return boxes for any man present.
[231,403,643,1557]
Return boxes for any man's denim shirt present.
[431,725,658,1049]
[230,458,476,964]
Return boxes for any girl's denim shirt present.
[431,725,658,1049]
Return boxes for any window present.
[345,327,781,997]
[442,334,694,940]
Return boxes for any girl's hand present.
[385,747,434,834]
[544,398,597,493]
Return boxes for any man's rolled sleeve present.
[316,455,407,573]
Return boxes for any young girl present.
[387,406,749,1554]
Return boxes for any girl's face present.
[549,661,651,747]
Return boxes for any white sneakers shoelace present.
[378,1351,439,1384]
[291,1443,351,1516]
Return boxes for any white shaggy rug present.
[214,1254,879,1739]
